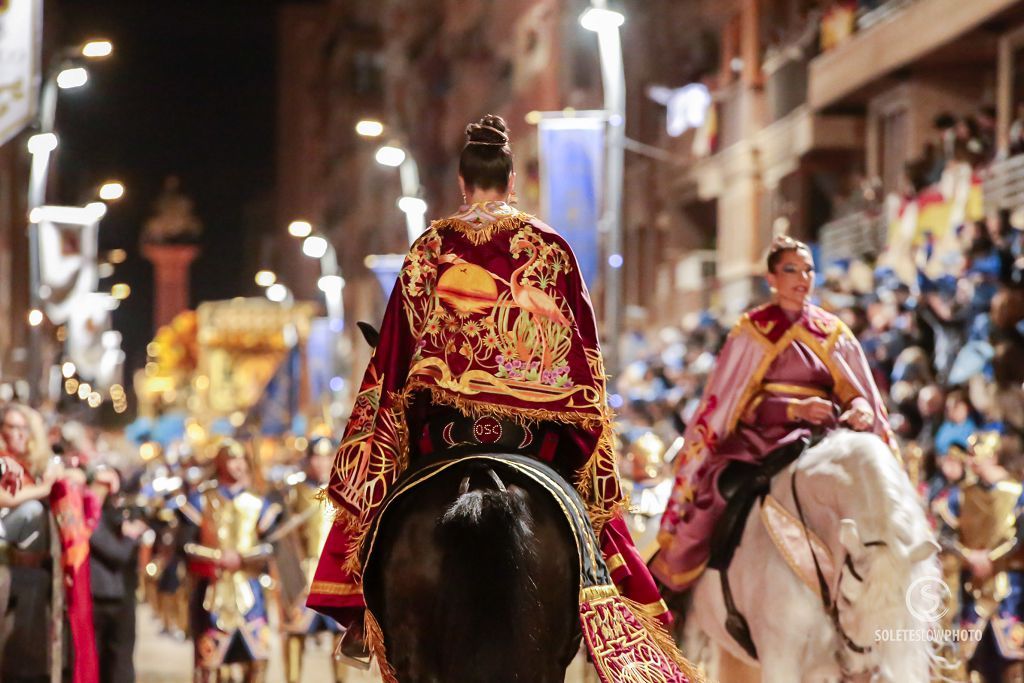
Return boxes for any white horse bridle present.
[791,469,886,678]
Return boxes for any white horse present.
[689,430,943,682]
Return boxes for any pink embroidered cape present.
[654,303,898,590]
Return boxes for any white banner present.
[37,208,100,324]
[0,0,42,147]
[66,292,121,389]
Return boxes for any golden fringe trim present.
[430,214,535,246]
[413,383,621,534]
[411,381,604,430]
[619,596,707,683]
[364,609,398,683]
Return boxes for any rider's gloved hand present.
[839,401,874,431]
[792,397,834,425]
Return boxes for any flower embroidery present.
[424,317,442,337]
[481,330,500,349]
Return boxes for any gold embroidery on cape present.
[727,314,852,435]
[404,221,577,386]
[430,213,535,246]
[753,319,776,336]
[334,215,625,577]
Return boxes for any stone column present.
[143,243,199,330]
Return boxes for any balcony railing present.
[819,209,888,265]
[982,154,1024,212]
[764,49,810,124]
[855,0,921,32]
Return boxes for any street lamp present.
[397,196,427,216]
[81,40,113,59]
[25,39,114,403]
[56,67,88,90]
[355,120,384,137]
[254,270,276,287]
[26,133,57,155]
[288,220,312,238]
[302,234,329,259]
[375,145,406,168]
[98,181,125,201]
[265,283,293,304]
[580,7,625,31]
[581,1,627,380]
[373,142,426,245]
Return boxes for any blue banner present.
[306,317,335,403]
[365,253,406,299]
[539,117,604,289]
[254,347,301,436]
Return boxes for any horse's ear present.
[838,518,861,555]
[357,322,381,348]
[907,539,940,564]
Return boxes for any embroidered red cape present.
[321,203,621,574]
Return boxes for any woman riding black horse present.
[307,115,693,680]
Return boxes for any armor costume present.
[935,433,1024,683]
[280,439,345,683]
[181,441,280,683]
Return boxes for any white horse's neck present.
[772,430,939,681]
[784,432,911,550]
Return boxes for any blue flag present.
[539,116,604,289]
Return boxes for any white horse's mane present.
[795,430,943,681]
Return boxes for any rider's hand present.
[840,406,874,431]
[795,397,833,425]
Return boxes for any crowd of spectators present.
[614,102,1024,503]
[0,402,141,683]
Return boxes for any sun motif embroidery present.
[436,263,499,316]
[401,222,578,391]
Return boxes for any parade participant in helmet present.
[181,439,280,683]
[280,437,345,683]
[654,236,897,591]
[309,114,671,644]
[936,431,1024,683]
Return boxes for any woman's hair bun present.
[465,114,510,146]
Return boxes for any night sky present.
[53,0,288,371]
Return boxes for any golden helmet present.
[968,431,1002,462]
[627,432,667,482]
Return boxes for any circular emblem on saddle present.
[472,416,503,444]
[431,407,537,454]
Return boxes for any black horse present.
[362,458,584,683]
[352,322,584,682]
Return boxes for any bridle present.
[790,470,887,673]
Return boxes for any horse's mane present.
[796,430,943,681]
[799,430,927,547]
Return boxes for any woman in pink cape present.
[654,236,898,591]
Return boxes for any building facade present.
[276,0,726,360]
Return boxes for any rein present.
[789,470,882,660]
